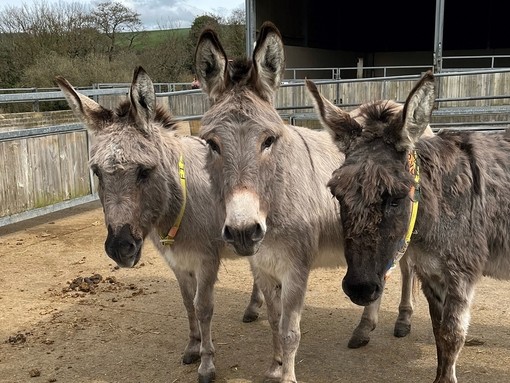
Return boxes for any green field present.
[120,28,191,50]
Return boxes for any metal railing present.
[1,54,509,109]
[284,65,434,81]
[441,54,510,71]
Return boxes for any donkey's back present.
[416,129,510,280]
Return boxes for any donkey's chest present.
[149,234,219,273]
[408,244,445,281]
[252,240,345,281]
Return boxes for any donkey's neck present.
[155,135,187,237]
[413,131,485,236]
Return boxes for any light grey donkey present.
[194,21,426,382]
[56,66,264,383]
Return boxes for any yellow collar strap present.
[160,154,187,246]
[385,150,420,278]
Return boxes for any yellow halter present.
[385,150,420,278]
[160,154,187,246]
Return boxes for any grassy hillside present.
[121,28,191,50]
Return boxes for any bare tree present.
[0,0,98,86]
[91,1,142,62]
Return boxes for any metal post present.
[245,0,256,56]
[434,0,445,73]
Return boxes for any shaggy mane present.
[356,100,403,141]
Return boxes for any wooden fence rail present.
[1,70,510,226]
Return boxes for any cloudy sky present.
[0,0,244,29]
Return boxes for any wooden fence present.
[1,70,510,226]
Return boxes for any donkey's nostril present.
[222,225,235,243]
[118,239,136,257]
[342,277,382,306]
[222,223,265,244]
[249,223,265,242]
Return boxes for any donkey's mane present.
[326,100,409,236]
[355,100,403,143]
[359,100,402,127]
[201,80,283,134]
[228,59,253,84]
[114,100,179,131]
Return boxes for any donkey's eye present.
[388,195,406,208]
[137,166,152,182]
[262,136,276,151]
[206,139,221,155]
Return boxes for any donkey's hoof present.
[264,361,282,381]
[348,335,370,349]
[242,311,260,323]
[183,352,201,365]
[198,371,216,383]
[394,322,411,338]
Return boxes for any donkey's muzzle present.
[222,223,265,256]
[105,224,142,267]
[342,276,382,307]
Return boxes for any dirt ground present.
[1,201,510,383]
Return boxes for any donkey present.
[307,70,510,383]
[56,67,265,383]
[194,21,428,382]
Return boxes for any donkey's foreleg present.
[421,278,446,382]
[173,269,200,364]
[435,280,475,383]
[347,294,382,348]
[242,261,265,322]
[257,272,283,381]
[279,271,309,383]
[195,263,219,383]
[394,253,415,337]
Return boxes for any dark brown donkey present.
[56,67,264,383]
[194,21,426,382]
[307,71,510,383]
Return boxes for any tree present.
[141,30,192,83]
[0,0,99,87]
[91,1,142,62]
[219,7,246,59]
[189,15,220,48]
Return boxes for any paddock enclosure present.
[1,201,510,382]
[1,70,510,382]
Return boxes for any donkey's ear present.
[194,28,228,104]
[129,66,156,134]
[306,79,361,152]
[399,70,436,150]
[55,76,112,134]
[252,21,285,102]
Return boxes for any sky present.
[0,0,245,29]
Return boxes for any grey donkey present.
[56,66,264,383]
[308,70,510,383]
[194,21,431,382]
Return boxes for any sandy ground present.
[1,201,510,383]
